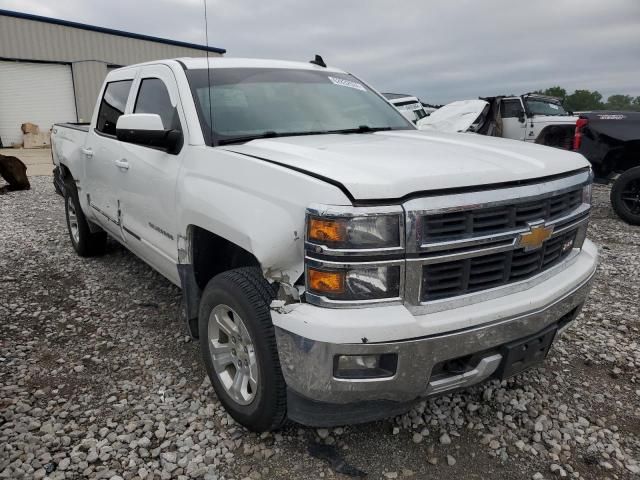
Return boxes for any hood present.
[419,100,488,133]
[531,115,578,125]
[221,130,589,200]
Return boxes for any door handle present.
[81,148,93,158]
[114,159,130,170]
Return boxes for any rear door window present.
[501,99,524,118]
[134,78,181,131]
[96,80,133,135]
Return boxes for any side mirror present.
[116,114,182,154]
[517,112,526,123]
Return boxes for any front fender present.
[178,147,351,283]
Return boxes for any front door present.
[83,77,134,238]
[116,65,185,284]
[500,98,526,141]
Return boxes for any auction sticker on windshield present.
[328,76,366,91]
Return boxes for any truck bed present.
[51,123,91,195]
[54,122,90,133]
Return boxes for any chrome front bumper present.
[275,248,596,426]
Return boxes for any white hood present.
[222,130,589,200]
[420,100,488,133]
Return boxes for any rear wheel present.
[611,166,640,225]
[199,267,287,431]
[64,179,107,256]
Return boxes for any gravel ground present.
[1,177,639,480]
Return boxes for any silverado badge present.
[516,222,554,252]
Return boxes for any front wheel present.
[610,166,640,225]
[199,267,287,431]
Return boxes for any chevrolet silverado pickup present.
[52,57,598,431]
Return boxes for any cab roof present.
[176,57,347,74]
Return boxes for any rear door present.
[83,72,136,236]
[500,98,526,141]
[116,65,185,284]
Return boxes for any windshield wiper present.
[217,126,395,145]
[327,125,394,134]
[218,130,330,145]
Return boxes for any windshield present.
[525,98,568,116]
[186,68,413,145]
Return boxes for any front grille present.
[422,188,582,242]
[421,228,578,301]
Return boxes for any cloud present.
[1,0,639,103]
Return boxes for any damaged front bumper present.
[273,241,598,427]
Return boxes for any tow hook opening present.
[432,350,498,379]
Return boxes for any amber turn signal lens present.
[308,268,345,294]
[308,217,346,243]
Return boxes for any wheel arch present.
[179,224,272,338]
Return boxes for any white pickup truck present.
[52,57,598,432]
[423,94,578,149]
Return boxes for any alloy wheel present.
[207,304,258,405]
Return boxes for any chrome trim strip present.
[419,203,590,253]
[306,243,405,256]
[90,202,119,226]
[409,241,516,265]
[305,293,403,309]
[409,214,588,265]
[307,204,405,217]
[306,257,405,268]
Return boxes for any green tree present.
[564,90,604,112]
[605,94,634,110]
[540,86,567,101]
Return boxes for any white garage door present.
[0,61,77,147]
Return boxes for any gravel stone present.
[1,177,639,480]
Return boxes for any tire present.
[199,267,287,431]
[64,179,107,256]
[610,166,640,226]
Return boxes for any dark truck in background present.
[573,111,640,225]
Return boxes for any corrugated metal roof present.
[0,8,226,54]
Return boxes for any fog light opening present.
[334,353,397,379]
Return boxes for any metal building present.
[0,9,225,146]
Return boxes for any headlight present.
[306,205,404,253]
[307,264,401,302]
[305,205,405,307]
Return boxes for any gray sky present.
[2,0,639,104]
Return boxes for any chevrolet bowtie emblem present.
[516,222,554,251]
